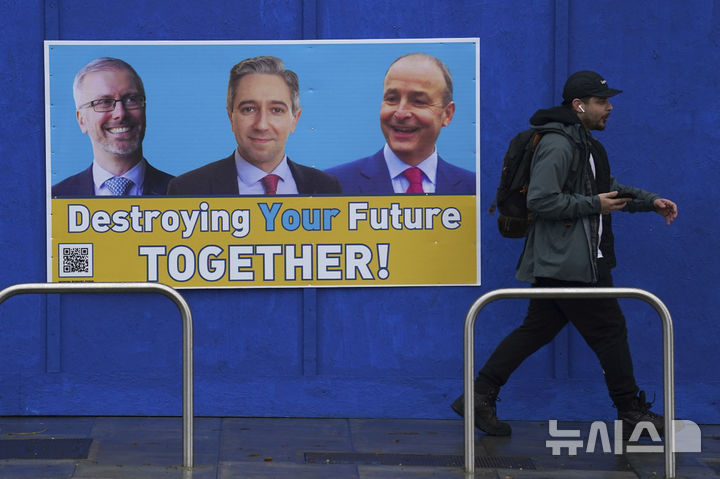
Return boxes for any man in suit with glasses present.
[52,57,173,197]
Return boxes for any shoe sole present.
[450,398,511,437]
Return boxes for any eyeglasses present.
[78,95,146,112]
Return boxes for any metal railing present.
[0,282,194,469]
[463,287,675,478]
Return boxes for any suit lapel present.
[77,165,96,195]
[286,158,309,194]
[435,155,461,194]
[214,155,241,195]
[142,163,163,195]
[359,150,394,194]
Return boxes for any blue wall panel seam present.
[302,288,318,376]
[45,295,62,373]
[43,0,62,373]
[302,0,319,40]
[44,0,60,40]
[552,0,570,380]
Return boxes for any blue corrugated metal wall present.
[0,0,718,424]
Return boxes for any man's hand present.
[653,198,678,225]
[598,191,632,214]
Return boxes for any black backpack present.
[490,128,580,238]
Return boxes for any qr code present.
[58,243,93,277]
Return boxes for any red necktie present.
[260,174,280,195]
[403,167,424,193]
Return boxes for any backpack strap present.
[531,131,545,149]
[533,128,584,193]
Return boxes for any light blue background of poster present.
[46,40,478,185]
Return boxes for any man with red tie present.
[325,53,475,195]
[167,56,340,195]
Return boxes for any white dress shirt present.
[586,152,604,258]
[383,144,437,193]
[234,151,298,195]
[93,159,146,196]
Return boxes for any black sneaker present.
[451,386,512,436]
[617,390,664,440]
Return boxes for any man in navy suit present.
[167,56,340,195]
[51,57,173,197]
[326,53,475,195]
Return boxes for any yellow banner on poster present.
[51,196,477,288]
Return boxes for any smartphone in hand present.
[616,192,636,199]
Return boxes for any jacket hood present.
[529,106,582,127]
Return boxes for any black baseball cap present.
[562,71,622,104]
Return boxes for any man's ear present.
[289,108,302,133]
[441,101,455,127]
[571,98,585,113]
[76,109,88,134]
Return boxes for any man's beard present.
[99,130,143,157]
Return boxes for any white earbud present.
[578,105,585,113]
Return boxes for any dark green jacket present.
[516,107,658,283]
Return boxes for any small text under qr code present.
[62,247,90,274]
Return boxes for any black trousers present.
[477,260,639,409]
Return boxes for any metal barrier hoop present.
[463,287,675,478]
[0,282,194,469]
